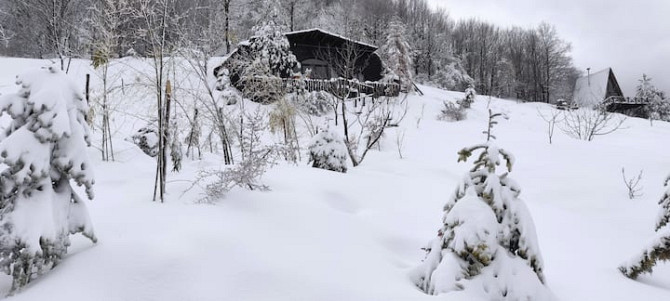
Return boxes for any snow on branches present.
[380,17,413,92]
[0,67,97,293]
[619,176,670,279]
[412,110,548,300]
[308,125,348,173]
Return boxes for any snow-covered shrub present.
[426,60,473,92]
[646,98,670,122]
[170,123,183,172]
[131,124,159,157]
[620,176,670,279]
[216,68,242,106]
[0,67,97,293]
[412,111,547,299]
[438,101,467,122]
[308,126,348,173]
[293,91,332,116]
[460,86,477,109]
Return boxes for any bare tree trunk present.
[224,0,231,54]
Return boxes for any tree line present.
[0,0,580,102]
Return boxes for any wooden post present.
[85,74,90,105]
[161,80,172,203]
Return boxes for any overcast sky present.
[427,0,670,96]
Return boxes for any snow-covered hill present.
[0,57,669,300]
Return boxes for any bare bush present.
[561,106,625,141]
[438,101,467,121]
[196,148,276,203]
[192,107,277,203]
[341,96,408,167]
[622,168,644,200]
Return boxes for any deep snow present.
[0,57,669,300]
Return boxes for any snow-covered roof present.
[572,68,614,107]
[284,28,378,50]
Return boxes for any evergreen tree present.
[0,67,97,293]
[308,125,348,173]
[619,177,670,279]
[636,74,659,103]
[460,86,477,109]
[412,110,547,299]
[380,16,414,92]
[246,0,298,77]
[637,74,670,122]
[230,0,298,103]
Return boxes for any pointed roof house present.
[572,68,624,107]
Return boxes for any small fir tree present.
[460,86,477,109]
[0,67,97,293]
[619,177,670,279]
[380,17,414,92]
[636,74,659,103]
[412,110,547,299]
[637,75,670,122]
[308,125,348,173]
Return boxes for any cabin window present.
[301,59,331,79]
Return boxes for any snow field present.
[0,57,668,300]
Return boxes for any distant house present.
[572,68,647,116]
[215,28,397,100]
[572,68,624,107]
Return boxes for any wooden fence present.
[247,77,401,98]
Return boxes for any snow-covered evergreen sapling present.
[619,176,670,279]
[308,125,348,173]
[460,86,477,109]
[0,67,97,293]
[412,110,547,299]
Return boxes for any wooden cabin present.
[214,28,398,100]
[572,68,647,117]
[285,28,384,81]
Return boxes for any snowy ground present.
[0,57,669,300]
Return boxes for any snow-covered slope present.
[0,57,669,300]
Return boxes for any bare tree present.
[283,0,306,32]
[5,0,82,70]
[130,0,181,202]
[0,8,12,45]
[178,0,235,164]
[88,0,132,162]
